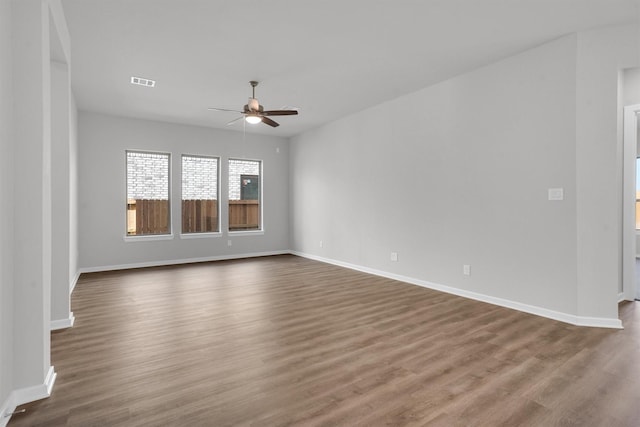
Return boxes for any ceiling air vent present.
[130,76,156,87]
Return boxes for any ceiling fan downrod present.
[250,80,258,99]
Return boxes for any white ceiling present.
[61,0,638,138]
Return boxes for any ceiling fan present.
[208,81,298,128]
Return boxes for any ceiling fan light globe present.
[245,115,262,124]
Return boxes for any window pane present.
[228,159,261,231]
[126,151,170,236]
[182,155,219,233]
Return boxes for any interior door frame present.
[622,104,640,301]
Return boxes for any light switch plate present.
[548,188,564,201]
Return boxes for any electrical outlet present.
[463,264,471,276]
[319,240,323,248]
[227,240,232,247]
[390,252,398,262]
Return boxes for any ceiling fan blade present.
[261,116,280,127]
[208,107,243,113]
[226,116,245,126]
[262,110,298,116]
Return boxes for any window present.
[126,151,170,236]
[228,159,261,231]
[182,155,219,233]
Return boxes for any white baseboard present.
[292,251,623,330]
[13,366,56,406]
[3,366,56,426]
[0,393,15,427]
[78,250,290,274]
[51,312,75,331]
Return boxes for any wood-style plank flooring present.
[10,255,640,426]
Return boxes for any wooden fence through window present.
[182,199,218,233]
[229,200,260,231]
[127,199,170,235]
[127,199,259,234]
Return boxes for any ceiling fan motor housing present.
[247,97,260,111]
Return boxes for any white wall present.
[0,0,15,415]
[291,26,638,326]
[78,112,290,270]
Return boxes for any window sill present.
[124,234,174,242]
[180,232,222,240]
[228,230,264,236]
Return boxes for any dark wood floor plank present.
[9,255,640,426]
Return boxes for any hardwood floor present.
[9,255,640,426]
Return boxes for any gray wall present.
[78,112,290,270]
[0,0,14,411]
[290,26,638,324]
[291,34,578,315]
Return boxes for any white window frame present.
[228,158,264,235]
[180,154,221,237]
[124,150,173,241]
